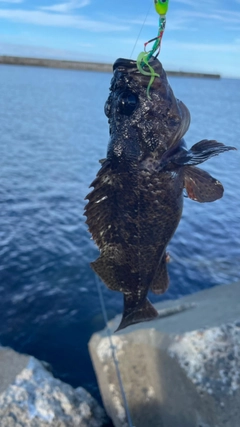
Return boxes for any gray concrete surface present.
[89,281,240,427]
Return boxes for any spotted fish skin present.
[85,58,236,331]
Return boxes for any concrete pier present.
[89,281,240,427]
[0,55,221,78]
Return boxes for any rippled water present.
[0,64,239,404]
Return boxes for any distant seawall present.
[0,55,221,79]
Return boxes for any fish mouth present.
[113,57,163,76]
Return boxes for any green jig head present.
[154,0,169,16]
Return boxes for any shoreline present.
[0,55,221,79]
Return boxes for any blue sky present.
[0,0,240,77]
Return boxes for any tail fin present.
[115,295,158,332]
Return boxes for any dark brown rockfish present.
[85,57,235,331]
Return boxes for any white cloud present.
[0,8,129,31]
[0,41,112,62]
[117,15,186,30]
[182,9,240,24]
[101,13,191,32]
[173,0,217,5]
[100,5,240,33]
[41,0,90,13]
[165,39,240,54]
[0,0,23,3]
[225,25,240,31]
[173,0,199,6]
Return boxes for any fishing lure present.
[137,0,169,97]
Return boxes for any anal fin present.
[150,253,170,295]
[184,166,224,202]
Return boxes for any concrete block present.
[0,347,107,426]
[89,281,240,427]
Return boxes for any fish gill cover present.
[84,1,236,332]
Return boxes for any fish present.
[84,57,236,332]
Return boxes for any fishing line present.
[94,275,135,427]
[137,0,169,97]
[130,0,152,59]
[94,3,169,425]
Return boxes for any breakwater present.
[0,55,221,78]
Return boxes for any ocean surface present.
[0,64,240,408]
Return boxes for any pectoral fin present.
[158,139,236,171]
[184,166,224,202]
[173,139,236,166]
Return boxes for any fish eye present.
[104,100,111,118]
[117,92,138,116]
